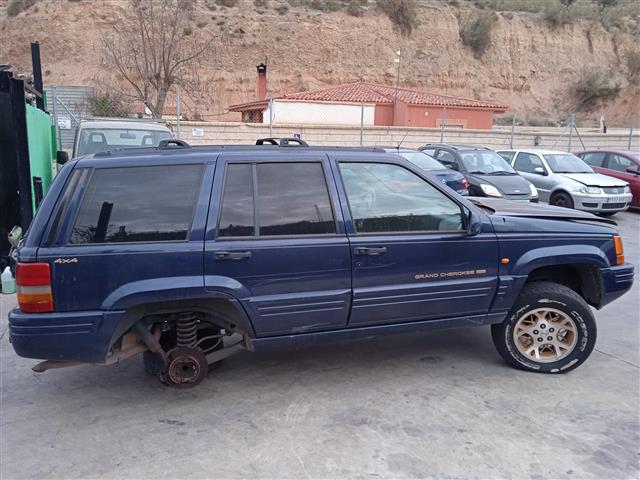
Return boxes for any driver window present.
[338,162,464,233]
[514,152,544,173]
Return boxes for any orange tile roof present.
[229,81,507,111]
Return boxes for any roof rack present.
[256,137,309,147]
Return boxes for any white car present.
[497,149,632,216]
[72,119,173,158]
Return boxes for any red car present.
[576,150,640,208]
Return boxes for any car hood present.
[559,173,627,187]
[466,173,531,195]
[468,197,616,225]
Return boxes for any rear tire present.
[491,281,596,373]
[550,192,574,209]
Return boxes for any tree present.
[102,0,212,118]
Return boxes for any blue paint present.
[8,145,635,363]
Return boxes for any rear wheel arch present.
[108,294,255,352]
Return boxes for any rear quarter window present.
[69,164,203,244]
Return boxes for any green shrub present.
[7,0,38,16]
[347,0,364,16]
[543,0,571,27]
[88,92,130,118]
[573,68,621,110]
[459,12,497,58]
[215,0,238,6]
[624,48,640,85]
[376,0,419,37]
[253,0,269,7]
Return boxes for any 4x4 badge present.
[54,258,78,264]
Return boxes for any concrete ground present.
[1,211,638,480]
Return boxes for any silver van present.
[497,149,632,216]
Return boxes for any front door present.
[513,152,554,201]
[204,153,352,337]
[333,158,499,327]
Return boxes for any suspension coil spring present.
[176,312,198,347]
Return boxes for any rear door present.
[333,156,499,327]
[204,152,351,337]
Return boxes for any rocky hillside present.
[1,0,639,126]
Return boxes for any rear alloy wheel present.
[550,192,574,209]
[491,281,596,373]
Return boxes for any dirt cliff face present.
[1,0,638,126]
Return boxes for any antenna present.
[397,131,409,150]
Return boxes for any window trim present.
[336,160,467,236]
[215,160,341,240]
[64,164,204,246]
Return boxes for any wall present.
[173,121,639,152]
[25,104,55,212]
[264,100,375,126]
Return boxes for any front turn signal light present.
[613,235,624,265]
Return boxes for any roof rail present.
[159,139,191,149]
[256,137,309,147]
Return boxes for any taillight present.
[16,262,54,313]
[613,235,625,265]
[461,178,469,189]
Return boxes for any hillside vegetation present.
[1,0,639,126]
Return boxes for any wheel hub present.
[160,346,208,388]
[512,308,578,363]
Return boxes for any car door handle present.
[354,246,387,256]
[215,251,252,261]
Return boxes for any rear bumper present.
[599,263,635,308]
[8,309,125,362]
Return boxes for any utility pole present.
[510,111,516,149]
[393,50,401,125]
[175,86,181,140]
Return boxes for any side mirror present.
[56,150,69,165]
[626,165,640,175]
[466,209,482,236]
[533,166,546,175]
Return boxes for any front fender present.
[511,244,610,276]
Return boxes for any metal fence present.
[44,85,94,151]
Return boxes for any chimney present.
[256,63,267,100]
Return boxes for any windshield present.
[459,151,517,175]
[543,154,593,173]
[397,151,445,171]
[77,128,172,156]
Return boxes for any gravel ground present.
[1,211,638,479]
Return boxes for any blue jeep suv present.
[8,140,634,387]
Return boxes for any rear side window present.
[69,165,203,244]
[581,152,606,167]
[217,162,336,237]
[497,151,515,163]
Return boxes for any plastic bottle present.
[1,267,16,294]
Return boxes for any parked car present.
[575,149,640,208]
[498,149,632,216]
[72,118,173,158]
[419,143,538,202]
[8,139,634,387]
[382,147,469,195]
